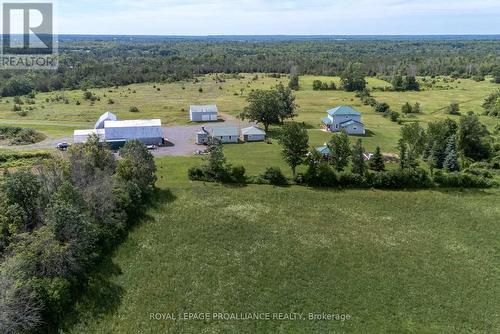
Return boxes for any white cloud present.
[57,0,500,34]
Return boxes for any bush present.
[187,166,207,181]
[129,106,139,113]
[230,165,246,184]
[368,168,432,189]
[447,102,460,115]
[375,102,390,113]
[0,126,46,145]
[337,171,367,188]
[302,163,337,187]
[260,167,288,186]
[434,171,492,188]
[491,155,500,170]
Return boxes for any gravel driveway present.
[151,125,201,157]
[1,120,249,157]
[153,121,251,157]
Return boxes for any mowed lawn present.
[70,157,500,334]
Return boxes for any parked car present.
[56,142,71,151]
[146,145,156,150]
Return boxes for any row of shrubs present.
[0,152,52,163]
[189,165,494,189]
[0,126,46,145]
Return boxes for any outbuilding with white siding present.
[73,129,106,143]
[241,126,266,142]
[211,126,239,143]
[190,105,219,122]
[73,112,164,148]
[104,119,164,146]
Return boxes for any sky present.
[55,0,500,35]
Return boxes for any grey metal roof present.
[190,105,218,113]
[212,126,239,137]
[241,126,266,136]
[339,119,364,127]
[104,119,162,128]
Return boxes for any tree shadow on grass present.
[61,187,177,332]
[61,258,124,332]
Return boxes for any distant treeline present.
[0,39,499,96]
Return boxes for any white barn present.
[241,126,266,142]
[104,119,164,146]
[73,129,105,144]
[74,112,164,148]
[190,105,219,122]
[95,111,117,129]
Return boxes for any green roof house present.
[322,105,365,135]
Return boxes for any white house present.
[190,105,219,122]
[322,105,365,135]
[241,126,266,142]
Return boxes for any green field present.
[68,157,500,334]
[2,75,500,333]
[1,74,499,152]
[2,74,498,173]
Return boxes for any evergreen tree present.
[288,74,300,91]
[369,147,385,171]
[351,139,366,175]
[328,132,351,171]
[391,74,404,91]
[398,139,407,169]
[398,139,418,169]
[443,136,460,172]
[403,76,420,91]
[428,140,445,171]
[493,65,500,84]
[401,102,413,115]
[413,102,421,114]
[447,102,460,115]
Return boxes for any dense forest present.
[1,37,499,96]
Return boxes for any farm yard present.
[1,74,499,163]
[1,74,500,334]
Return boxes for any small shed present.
[212,126,239,143]
[190,105,219,122]
[241,126,266,142]
[339,120,365,135]
[316,145,331,156]
[196,127,210,145]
